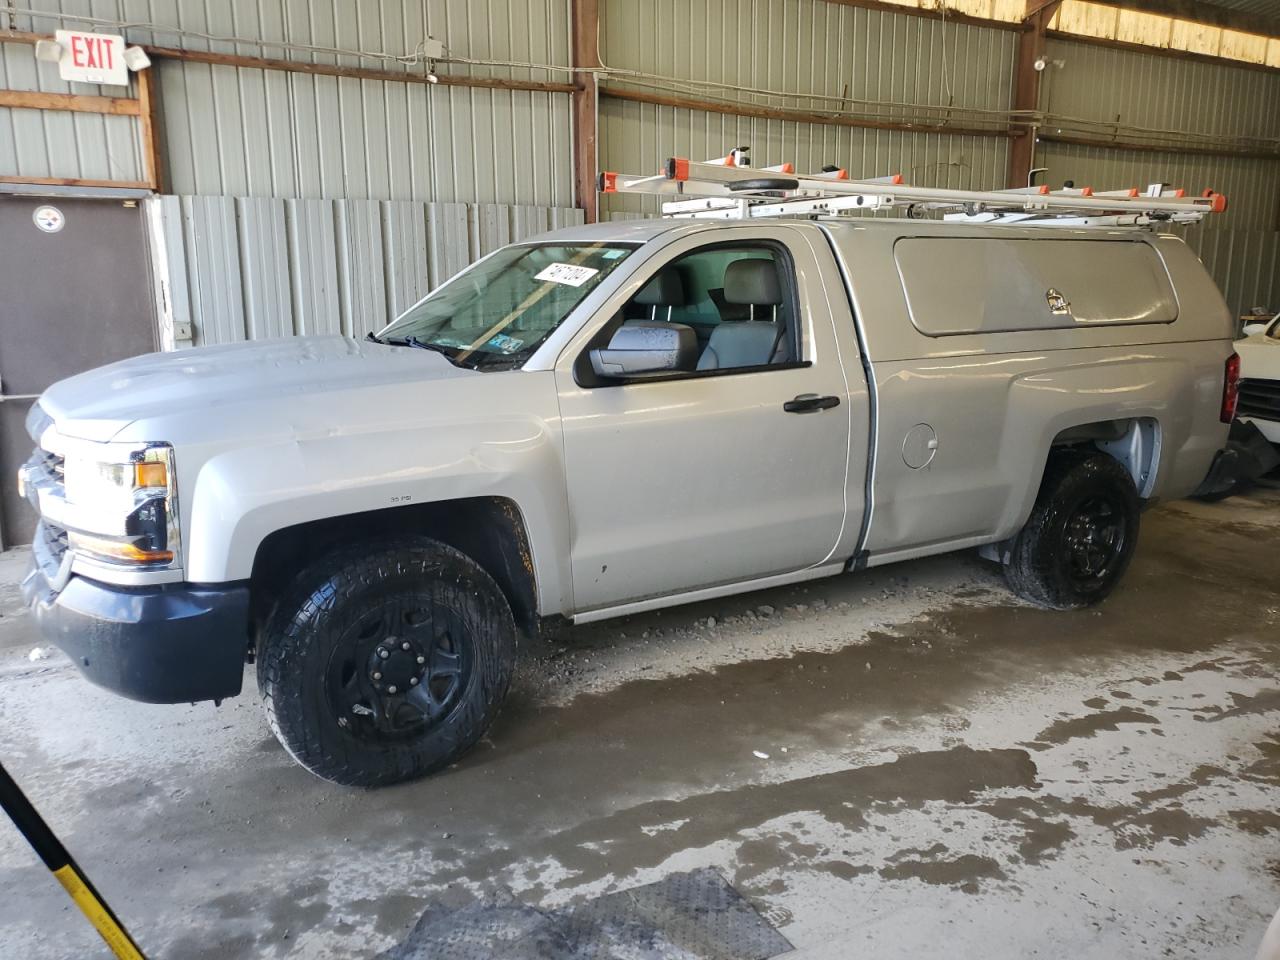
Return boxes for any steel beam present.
[571,0,600,223]
[1008,1,1065,188]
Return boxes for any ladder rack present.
[599,149,1228,227]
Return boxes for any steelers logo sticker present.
[32,205,66,234]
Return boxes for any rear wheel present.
[1004,450,1140,610]
[257,538,517,787]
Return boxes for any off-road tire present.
[1004,449,1140,610]
[257,538,517,787]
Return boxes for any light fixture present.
[123,45,151,71]
[34,39,62,62]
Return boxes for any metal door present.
[0,195,157,546]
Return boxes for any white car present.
[1238,315,1280,444]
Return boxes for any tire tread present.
[257,538,516,787]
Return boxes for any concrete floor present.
[1,487,1278,959]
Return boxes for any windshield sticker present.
[535,262,600,287]
[486,333,525,354]
[601,249,626,259]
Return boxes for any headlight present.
[62,444,180,566]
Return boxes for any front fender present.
[184,415,573,616]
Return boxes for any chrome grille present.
[22,447,65,511]
[1239,378,1280,423]
[41,520,69,565]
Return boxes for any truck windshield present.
[375,242,636,370]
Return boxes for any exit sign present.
[55,30,127,86]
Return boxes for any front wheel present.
[257,538,517,787]
[1004,450,1140,610]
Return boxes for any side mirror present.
[1242,322,1268,338]
[589,322,697,378]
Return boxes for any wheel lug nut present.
[373,672,382,680]
[416,656,426,665]
[388,685,398,694]
[410,677,419,685]
[402,641,411,651]
[378,649,389,659]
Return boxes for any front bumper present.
[22,551,250,705]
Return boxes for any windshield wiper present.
[368,331,468,366]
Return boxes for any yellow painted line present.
[52,865,145,960]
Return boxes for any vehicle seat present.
[697,260,786,370]
[627,267,686,323]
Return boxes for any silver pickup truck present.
[20,216,1238,785]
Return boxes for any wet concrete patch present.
[432,746,1037,892]
[1030,707,1161,747]
[1201,689,1280,723]
[879,851,1007,894]
[1,491,1279,959]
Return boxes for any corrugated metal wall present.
[4,1,1279,327]
[598,0,1018,217]
[2,0,575,205]
[1038,38,1280,317]
[158,196,584,345]
[0,37,144,182]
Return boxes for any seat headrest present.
[723,259,783,306]
[634,268,685,307]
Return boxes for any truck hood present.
[40,336,477,442]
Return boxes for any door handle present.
[783,393,840,414]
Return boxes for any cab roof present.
[525,215,1159,247]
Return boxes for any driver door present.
[554,225,855,614]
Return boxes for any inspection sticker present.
[535,262,599,287]
[486,333,525,354]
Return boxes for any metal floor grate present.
[377,867,794,960]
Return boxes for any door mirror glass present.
[589,322,698,378]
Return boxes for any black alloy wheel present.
[1004,449,1141,609]
[1063,493,1128,587]
[258,538,517,787]
[326,596,471,742]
